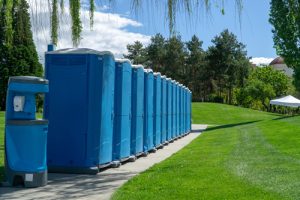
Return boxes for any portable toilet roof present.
[161,75,166,79]
[116,58,132,64]
[153,72,161,76]
[144,68,153,73]
[46,48,114,57]
[132,64,144,69]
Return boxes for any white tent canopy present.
[270,95,300,107]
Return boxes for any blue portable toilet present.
[161,75,167,144]
[179,84,183,136]
[153,72,162,148]
[186,87,189,133]
[183,86,186,135]
[166,78,172,141]
[186,89,190,133]
[4,76,49,187]
[189,89,192,132]
[45,48,115,174]
[113,59,134,162]
[183,86,188,134]
[143,69,155,152]
[131,65,145,156]
[171,80,176,139]
[176,82,180,137]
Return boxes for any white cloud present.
[28,1,150,63]
[250,57,274,66]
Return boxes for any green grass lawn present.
[113,103,300,200]
[1,104,300,199]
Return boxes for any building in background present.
[269,57,294,77]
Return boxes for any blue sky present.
[29,0,276,65]
[99,0,276,63]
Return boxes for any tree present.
[237,66,291,110]
[206,29,250,104]
[270,0,300,91]
[146,33,166,71]
[243,79,276,111]
[163,35,187,81]
[0,0,43,110]
[249,66,289,97]
[186,35,207,101]
[124,41,147,65]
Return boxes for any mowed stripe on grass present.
[113,103,300,200]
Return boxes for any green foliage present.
[206,29,251,104]
[51,0,58,45]
[0,0,43,110]
[69,0,82,47]
[123,41,147,65]
[270,0,300,91]
[186,35,207,101]
[146,33,166,71]
[237,66,292,111]
[124,30,250,105]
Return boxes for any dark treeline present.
[0,0,43,110]
[124,29,252,104]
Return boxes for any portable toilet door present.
[166,78,172,141]
[113,59,132,162]
[181,86,184,134]
[186,88,189,133]
[183,86,186,135]
[186,89,190,133]
[171,80,176,139]
[131,65,144,156]
[179,85,183,135]
[161,76,167,144]
[153,72,162,148]
[45,48,115,174]
[184,87,188,134]
[143,69,155,152]
[175,82,179,138]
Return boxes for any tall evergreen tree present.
[164,35,187,82]
[186,35,208,101]
[207,29,250,104]
[146,33,166,71]
[0,0,43,110]
[124,41,147,65]
[10,0,42,77]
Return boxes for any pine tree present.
[0,0,43,110]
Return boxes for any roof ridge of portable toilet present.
[115,58,132,64]
[46,48,114,57]
[161,75,166,79]
[166,77,171,81]
[153,72,161,76]
[132,64,144,69]
[144,68,153,73]
[171,79,176,83]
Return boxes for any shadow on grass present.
[0,166,4,182]
[272,115,299,121]
[205,120,261,132]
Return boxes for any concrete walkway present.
[0,124,207,200]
